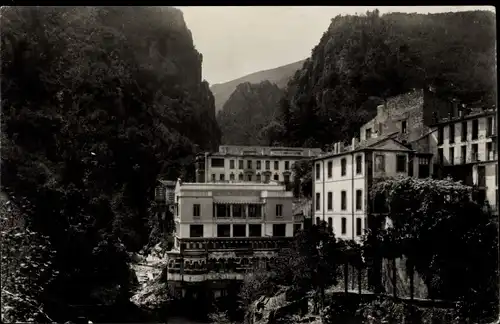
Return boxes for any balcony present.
[179,237,294,252]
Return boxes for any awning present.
[213,197,264,205]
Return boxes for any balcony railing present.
[179,237,294,252]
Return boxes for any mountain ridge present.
[210,59,306,112]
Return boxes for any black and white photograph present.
[0,5,497,324]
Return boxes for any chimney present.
[333,143,337,154]
[377,104,384,117]
[351,137,356,150]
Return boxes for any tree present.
[367,176,498,322]
[291,159,313,198]
[1,6,220,321]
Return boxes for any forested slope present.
[217,81,284,145]
[1,6,220,322]
[268,10,496,148]
[211,60,305,112]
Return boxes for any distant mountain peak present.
[210,60,306,112]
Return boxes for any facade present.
[195,145,322,185]
[154,180,176,234]
[312,136,431,240]
[427,107,497,212]
[165,180,301,294]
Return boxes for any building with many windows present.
[165,180,301,295]
[427,107,497,212]
[195,145,322,185]
[312,136,432,240]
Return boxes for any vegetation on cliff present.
[217,81,284,145]
[1,6,220,322]
[268,9,495,148]
[211,60,305,112]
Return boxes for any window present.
[341,191,347,210]
[220,174,225,181]
[293,224,302,234]
[449,124,455,144]
[233,224,246,237]
[189,225,204,238]
[315,163,320,179]
[315,193,321,211]
[276,204,283,217]
[256,173,261,182]
[341,217,347,235]
[264,174,271,183]
[437,148,444,163]
[239,160,244,169]
[265,161,270,170]
[401,120,407,134]
[356,189,362,210]
[472,119,479,140]
[396,155,407,173]
[249,224,262,237]
[257,161,262,170]
[230,160,235,169]
[356,218,362,236]
[461,145,467,164]
[216,204,230,218]
[356,155,362,174]
[449,147,454,165]
[272,224,286,237]
[233,205,243,217]
[327,161,333,178]
[247,174,252,181]
[274,161,279,170]
[375,154,385,172]
[487,117,494,136]
[217,224,231,237]
[211,174,216,181]
[230,173,235,180]
[211,158,225,168]
[193,204,201,217]
[285,161,290,170]
[284,174,290,183]
[487,142,493,160]
[273,174,279,181]
[472,143,478,161]
[461,122,467,141]
[341,158,347,176]
[365,128,372,139]
[248,204,262,218]
[437,127,444,145]
[327,217,333,230]
[247,160,252,169]
[327,192,333,210]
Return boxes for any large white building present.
[312,135,432,240]
[165,180,302,294]
[195,145,322,185]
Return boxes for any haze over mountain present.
[210,60,305,112]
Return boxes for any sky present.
[177,6,495,85]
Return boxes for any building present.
[165,180,302,296]
[312,135,431,240]
[195,145,322,185]
[153,180,176,234]
[427,106,497,212]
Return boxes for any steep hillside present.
[211,60,305,112]
[269,10,496,148]
[217,81,284,145]
[1,6,220,322]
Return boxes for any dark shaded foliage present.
[1,6,220,321]
[268,10,495,148]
